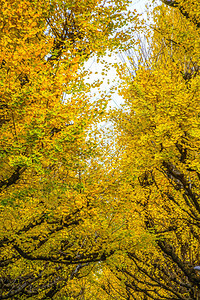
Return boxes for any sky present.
[83,0,150,110]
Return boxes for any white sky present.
[83,0,150,108]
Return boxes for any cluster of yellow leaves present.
[93,0,200,299]
[0,0,143,299]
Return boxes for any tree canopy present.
[104,0,200,298]
[1,0,200,299]
[0,0,140,298]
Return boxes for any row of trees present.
[0,0,200,299]
[100,0,200,299]
[0,0,139,298]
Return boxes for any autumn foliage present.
[1,0,200,299]
[104,0,200,299]
[0,0,139,299]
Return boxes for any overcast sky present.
[83,0,150,110]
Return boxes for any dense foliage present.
[104,0,200,299]
[1,0,200,299]
[0,0,139,299]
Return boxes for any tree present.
[0,0,141,298]
[161,0,200,28]
[105,0,200,299]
